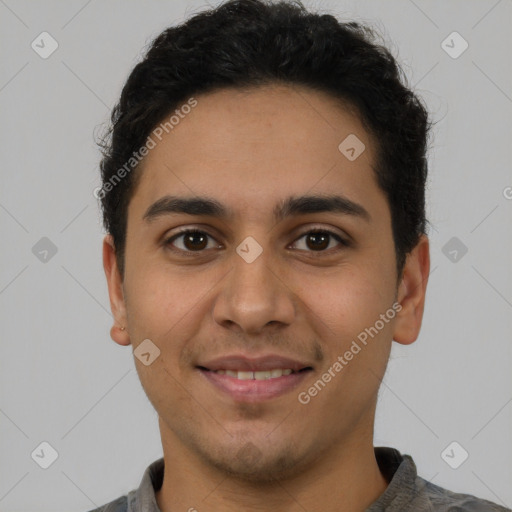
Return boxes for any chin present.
[202,440,310,483]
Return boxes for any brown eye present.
[165,230,217,252]
[291,230,348,253]
[305,232,330,250]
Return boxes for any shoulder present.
[85,495,128,512]
[410,475,511,511]
[82,457,163,512]
[370,448,510,512]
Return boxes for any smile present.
[197,361,313,402]
[211,368,295,380]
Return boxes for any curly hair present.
[97,0,432,278]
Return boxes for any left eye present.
[291,230,347,252]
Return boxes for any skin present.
[103,84,430,511]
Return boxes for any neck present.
[155,421,389,512]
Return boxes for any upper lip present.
[197,354,313,372]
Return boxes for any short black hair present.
[97,0,432,278]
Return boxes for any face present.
[104,84,429,482]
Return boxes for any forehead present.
[129,84,384,224]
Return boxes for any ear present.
[393,234,430,345]
[103,234,131,346]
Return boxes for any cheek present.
[124,257,223,360]
[298,264,396,400]
[295,271,394,421]
[123,262,208,410]
[300,265,395,340]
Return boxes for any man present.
[90,0,510,510]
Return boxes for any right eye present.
[164,229,221,254]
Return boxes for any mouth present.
[201,368,307,380]
[196,355,313,402]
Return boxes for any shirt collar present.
[128,457,164,512]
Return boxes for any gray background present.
[1,0,511,510]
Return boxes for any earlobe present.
[109,324,130,346]
[393,235,430,346]
[102,234,131,346]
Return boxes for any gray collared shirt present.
[87,447,511,511]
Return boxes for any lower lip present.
[198,368,312,402]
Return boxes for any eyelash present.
[163,228,350,257]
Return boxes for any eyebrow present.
[143,193,371,223]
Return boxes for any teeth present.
[237,371,254,380]
[214,369,295,380]
[254,371,271,380]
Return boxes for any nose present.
[212,248,296,336]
